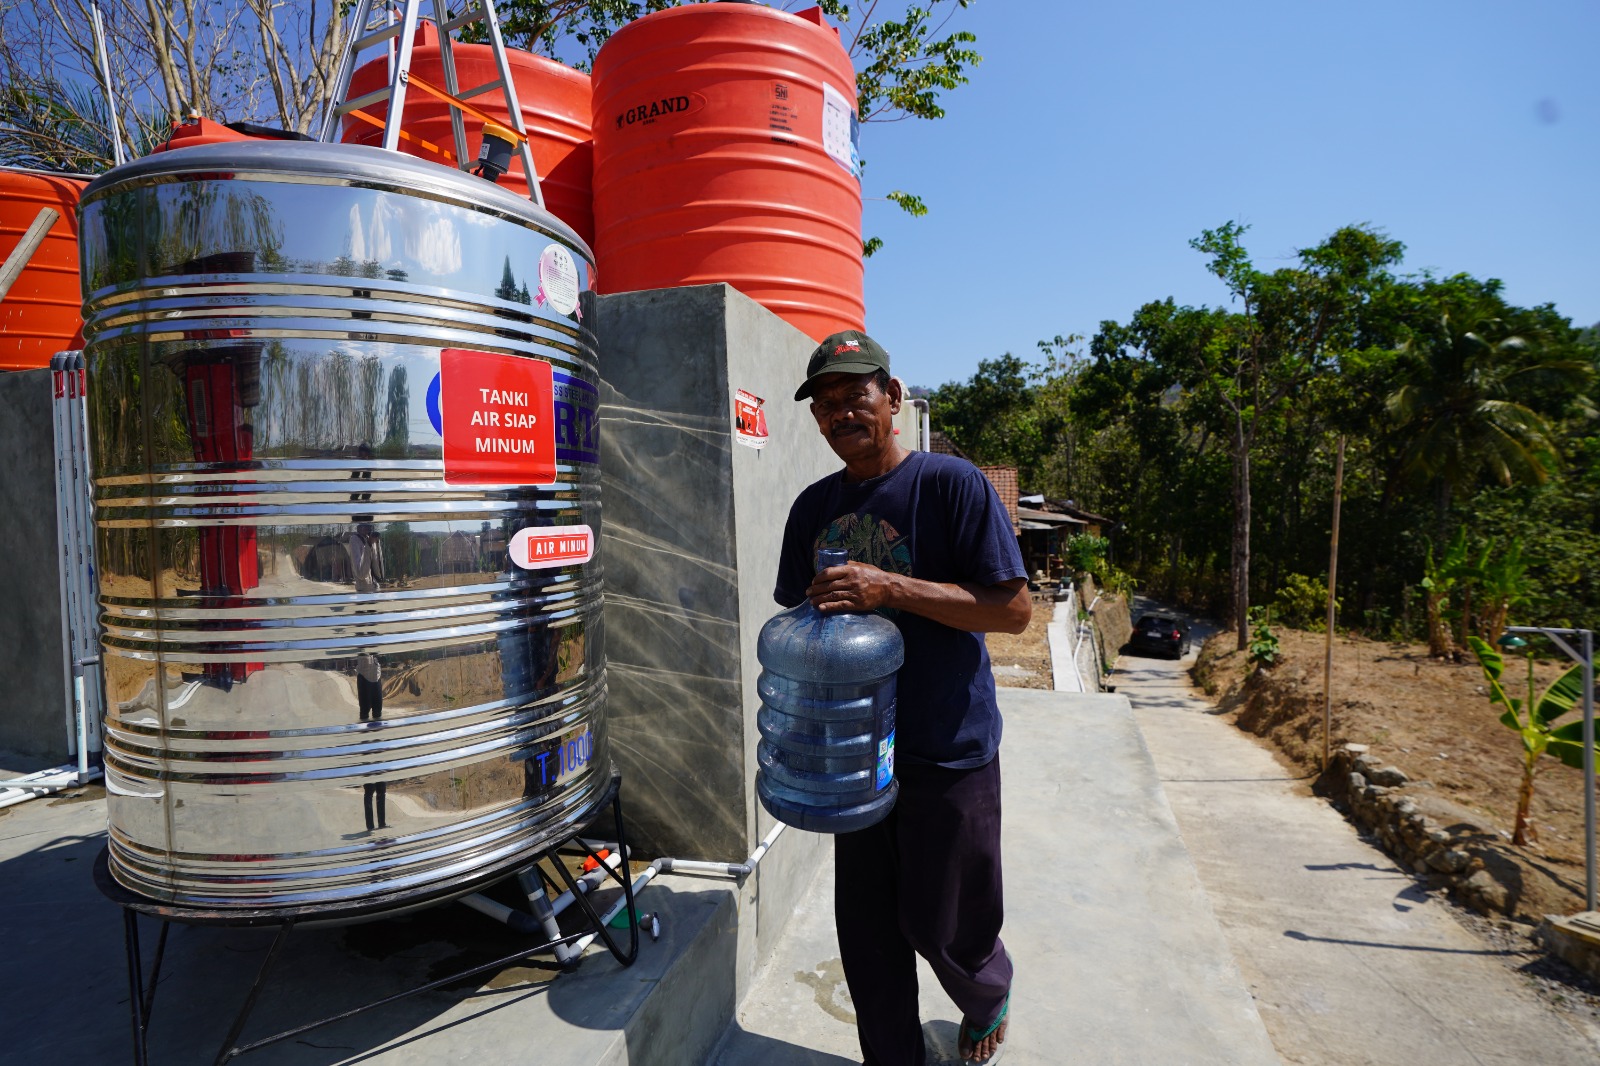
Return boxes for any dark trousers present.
[835,755,1011,1066]
[358,676,386,829]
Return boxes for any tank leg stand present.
[212,919,295,1066]
[122,909,170,1066]
[554,774,639,967]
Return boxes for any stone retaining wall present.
[1323,743,1525,918]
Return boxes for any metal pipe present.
[89,3,127,166]
[483,819,790,953]
[458,891,545,934]
[910,398,930,452]
[50,354,76,757]
[1584,629,1595,912]
[0,766,103,809]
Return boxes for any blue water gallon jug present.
[756,548,904,833]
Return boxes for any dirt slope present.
[1194,628,1592,920]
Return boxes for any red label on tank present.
[440,348,556,485]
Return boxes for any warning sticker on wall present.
[440,348,557,485]
[821,82,860,176]
[509,524,594,570]
[734,389,769,449]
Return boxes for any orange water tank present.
[0,168,87,371]
[591,3,864,342]
[340,21,594,247]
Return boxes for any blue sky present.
[850,0,1599,390]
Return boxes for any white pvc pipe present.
[466,822,790,958]
[566,822,789,956]
[0,765,103,810]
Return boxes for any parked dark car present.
[1128,614,1189,659]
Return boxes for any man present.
[774,330,1030,1066]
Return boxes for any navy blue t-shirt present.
[774,451,1027,769]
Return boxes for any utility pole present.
[1323,436,1345,771]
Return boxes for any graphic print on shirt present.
[812,512,913,582]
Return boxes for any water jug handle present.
[815,548,849,573]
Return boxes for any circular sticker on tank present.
[537,244,581,317]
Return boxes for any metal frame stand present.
[103,774,638,1066]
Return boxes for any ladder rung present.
[439,9,487,33]
[351,22,406,51]
[456,80,505,102]
[335,87,395,115]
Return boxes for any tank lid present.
[81,140,591,261]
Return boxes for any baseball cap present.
[794,330,891,401]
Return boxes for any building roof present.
[928,430,971,460]
[1037,498,1116,527]
[1017,506,1085,528]
[977,465,1020,536]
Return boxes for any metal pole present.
[66,355,103,753]
[1323,435,1345,771]
[50,356,77,756]
[89,2,127,166]
[1584,628,1596,912]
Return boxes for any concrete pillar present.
[596,284,838,860]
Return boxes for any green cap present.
[794,330,891,401]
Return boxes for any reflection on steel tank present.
[591,3,865,342]
[79,141,608,910]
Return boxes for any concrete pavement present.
[1114,610,1600,1065]
[714,688,1281,1065]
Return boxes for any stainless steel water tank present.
[79,142,609,910]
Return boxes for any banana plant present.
[1467,635,1589,846]
[1420,527,1483,658]
[1475,540,1530,646]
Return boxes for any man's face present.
[808,372,900,465]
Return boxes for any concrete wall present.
[0,369,69,759]
[595,284,838,863]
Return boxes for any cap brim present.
[794,361,887,401]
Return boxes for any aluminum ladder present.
[318,0,544,206]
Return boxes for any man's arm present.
[805,563,1032,634]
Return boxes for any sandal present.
[957,991,1010,1066]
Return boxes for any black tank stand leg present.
[122,910,171,1066]
[555,776,639,967]
[213,919,294,1066]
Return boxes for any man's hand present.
[806,561,897,613]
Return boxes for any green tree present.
[1385,279,1593,530]
[1150,222,1402,648]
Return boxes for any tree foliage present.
[925,223,1597,640]
[0,0,351,171]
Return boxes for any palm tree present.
[0,74,116,172]
[1385,294,1592,528]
